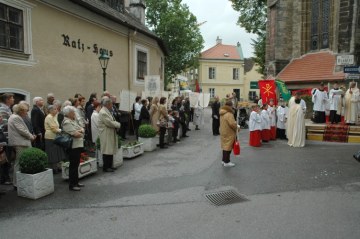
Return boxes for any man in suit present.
[212,96,220,135]
[31,97,45,150]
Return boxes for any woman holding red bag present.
[220,101,240,167]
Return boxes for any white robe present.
[193,106,204,126]
[91,111,99,143]
[288,96,306,114]
[344,87,360,124]
[287,104,305,147]
[276,106,288,129]
[260,109,270,130]
[329,89,343,111]
[267,105,276,127]
[312,89,328,112]
[249,111,262,131]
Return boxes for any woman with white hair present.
[44,105,66,174]
[8,103,36,188]
[62,106,85,191]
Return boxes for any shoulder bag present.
[54,133,73,149]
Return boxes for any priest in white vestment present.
[311,83,328,123]
[344,82,360,125]
[287,98,305,147]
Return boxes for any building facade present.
[0,0,165,103]
[198,37,245,100]
[243,58,263,101]
[266,0,360,89]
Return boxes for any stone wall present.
[338,0,354,53]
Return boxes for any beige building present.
[0,0,166,103]
[198,37,245,100]
[243,59,263,101]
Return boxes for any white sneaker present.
[223,162,235,167]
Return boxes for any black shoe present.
[160,146,168,149]
[69,186,81,191]
[182,135,189,137]
[195,128,200,130]
[77,183,85,187]
[103,168,115,172]
[110,167,118,170]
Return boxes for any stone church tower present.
[266,0,360,88]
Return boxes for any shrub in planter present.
[19,147,48,174]
[138,124,157,138]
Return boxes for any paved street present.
[1,108,360,239]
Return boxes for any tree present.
[230,0,267,74]
[145,0,204,89]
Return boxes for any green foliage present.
[123,141,141,147]
[19,148,48,174]
[96,137,100,150]
[145,0,204,89]
[138,124,157,138]
[230,0,266,74]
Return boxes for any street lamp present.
[98,52,110,91]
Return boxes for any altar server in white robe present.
[329,82,343,124]
[249,104,262,147]
[344,82,360,125]
[312,82,328,123]
[260,104,271,142]
[267,98,277,140]
[287,98,305,147]
[276,98,288,139]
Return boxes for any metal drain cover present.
[205,190,248,206]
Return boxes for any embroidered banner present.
[258,80,277,105]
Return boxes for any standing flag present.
[195,79,200,93]
[275,79,291,101]
[258,80,277,105]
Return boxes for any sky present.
[181,0,257,58]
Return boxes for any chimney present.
[216,36,222,45]
[129,0,146,25]
[237,42,241,47]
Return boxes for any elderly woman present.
[149,97,160,132]
[44,105,66,174]
[8,103,36,188]
[98,97,120,172]
[62,106,85,191]
[158,97,168,149]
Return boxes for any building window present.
[99,0,124,12]
[311,0,330,50]
[209,67,216,79]
[233,68,239,80]
[209,88,215,98]
[137,50,147,80]
[249,91,257,100]
[0,3,23,51]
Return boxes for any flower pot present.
[113,148,123,168]
[62,157,97,179]
[138,137,157,151]
[96,149,103,168]
[16,168,54,200]
[122,143,144,159]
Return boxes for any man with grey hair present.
[98,97,121,172]
[44,93,55,115]
[31,97,45,150]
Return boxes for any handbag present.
[54,133,73,149]
[233,137,240,156]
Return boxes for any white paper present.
[145,75,161,97]
[119,90,137,111]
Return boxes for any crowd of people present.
[0,91,202,192]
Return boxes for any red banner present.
[258,80,277,105]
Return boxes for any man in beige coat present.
[98,97,120,172]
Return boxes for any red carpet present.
[323,124,349,143]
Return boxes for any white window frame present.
[209,88,215,98]
[209,67,216,79]
[233,68,239,80]
[133,44,149,85]
[0,0,35,66]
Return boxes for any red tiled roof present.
[277,51,345,83]
[201,43,242,60]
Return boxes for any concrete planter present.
[96,149,123,168]
[16,168,54,200]
[138,137,157,152]
[62,157,97,180]
[122,143,144,159]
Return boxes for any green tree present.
[230,0,267,74]
[145,0,204,89]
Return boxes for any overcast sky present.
[181,0,257,58]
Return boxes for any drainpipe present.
[350,0,357,54]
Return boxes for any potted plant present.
[122,140,144,159]
[138,124,157,151]
[95,136,123,168]
[16,148,54,199]
[61,152,98,180]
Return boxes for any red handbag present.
[233,137,240,155]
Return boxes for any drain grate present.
[205,190,248,206]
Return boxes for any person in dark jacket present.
[212,96,221,135]
[139,99,150,125]
[31,97,45,150]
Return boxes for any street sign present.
[344,66,360,74]
[337,55,354,65]
[346,74,360,80]
[250,81,259,89]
